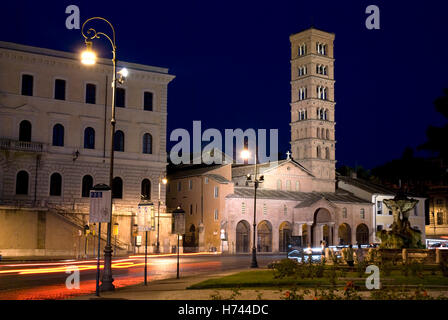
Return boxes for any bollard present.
[436,248,441,264]
[402,248,408,264]
[325,247,331,263]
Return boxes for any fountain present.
[377,192,424,249]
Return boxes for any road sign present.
[137,200,155,232]
[89,184,111,223]
[172,206,186,235]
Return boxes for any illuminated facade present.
[167,28,376,254]
[0,41,175,257]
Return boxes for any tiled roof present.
[338,176,397,195]
[167,164,225,180]
[204,174,231,184]
[231,159,314,178]
[227,187,371,207]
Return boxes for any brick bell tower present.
[289,28,336,192]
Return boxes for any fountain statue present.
[377,192,424,249]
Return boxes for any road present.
[0,253,283,300]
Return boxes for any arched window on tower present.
[326,129,330,140]
[317,146,321,158]
[325,147,330,160]
[321,128,325,139]
[317,128,320,138]
[324,109,329,121]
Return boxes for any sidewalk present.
[74,268,264,300]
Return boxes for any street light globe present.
[241,149,250,160]
[81,47,97,65]
[162,178,168,185]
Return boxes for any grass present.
[187,269,448,290]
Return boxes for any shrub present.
[272,259,299,279]
[440,261,448,277]
[381,261,393,277]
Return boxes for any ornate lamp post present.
[156,176,168,254]
[241,149,264,268]
[81,17,128,291]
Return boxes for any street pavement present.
[0,253,283,300]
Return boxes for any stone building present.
[167,28,375,253]
[337,174,427,244]
[0,41,175,257]
[426,186,448,241]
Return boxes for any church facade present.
[167,28,375,253]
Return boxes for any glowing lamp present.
[118,68,129,78]
[241,149,250,160]
[81,42,97,65]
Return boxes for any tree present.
[418,88,448,161]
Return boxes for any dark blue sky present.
[1,1,447,168]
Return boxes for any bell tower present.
[290,28,336,192]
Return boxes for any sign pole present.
[96,223,101,297]
[177,234,180,279]
[144,230,148,285]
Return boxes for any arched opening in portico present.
[279,222,292,252]
[183,224,198,253]
[236,220,250,253]
[257,220,272,252]
[312,208,332,247]
[338,223,352,245]
[356,223,369,245]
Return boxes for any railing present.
[48,204,130,251]
[0,138,45,152]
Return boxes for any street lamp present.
[241,149,264,268]
[156,176,168,254]
[81,17,128,292]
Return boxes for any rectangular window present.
[54,79,66,100]
[189,180,193,190]
[360,208,365,219]
[377,225,383,232]
[414,207,418,216]
[242,202,246,214]
[377,201,383,215]
[21,74,33,96]
[204,177,209,184]
[116,88,126,108]
[143,91,153,111]
[177,181,181,192]
[214,186,219,198]
[85,83,96,104]
[190,204,193,216]
[214,209,219,221]
[263,203,267,215]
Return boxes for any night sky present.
[1,1,447,169]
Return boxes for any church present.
[166,28,376,253]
